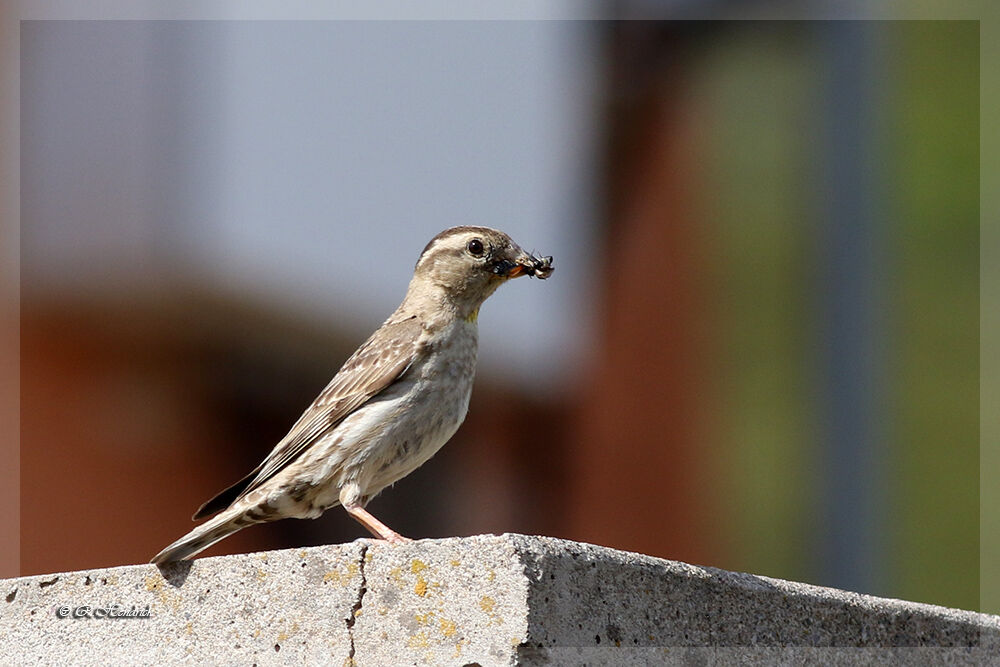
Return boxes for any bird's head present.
[408,226,553,320]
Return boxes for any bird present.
[152,226,553,564]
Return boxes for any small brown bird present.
[152,226,552,564]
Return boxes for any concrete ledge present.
[2,534,997,665]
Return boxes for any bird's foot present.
[344,502,412,544]
[381,531,412,545]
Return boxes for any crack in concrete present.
[346,543,368,664]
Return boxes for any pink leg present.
[344,503,411,544]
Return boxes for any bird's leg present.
[344,503,412,544]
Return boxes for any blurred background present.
[13,17,980,612]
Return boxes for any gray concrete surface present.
[2,534,997,665]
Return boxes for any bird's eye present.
[467,239,485,257]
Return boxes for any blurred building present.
[17,19,979,612]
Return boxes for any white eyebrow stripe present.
[415,232,468,268]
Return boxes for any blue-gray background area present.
[21,20,599,390]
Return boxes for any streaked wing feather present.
[235,315,423,501]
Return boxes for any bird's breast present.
[325,319,479,497]
[408,318,479,431]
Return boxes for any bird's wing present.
[193,315,424,519]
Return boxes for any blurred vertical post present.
[815,20,887,595]
[569,22,712,564]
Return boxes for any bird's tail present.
[151,507,258,565]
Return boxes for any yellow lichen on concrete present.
[410,559,427,574]
[256,569,267,582]
[414,576,428,597]
[449,559,461,567]
[479,596,495,613]
[439,618,457,638]
[323,563,358,587]
[414,611,434,626]
[407,630,430,649]
[276,620,299,643]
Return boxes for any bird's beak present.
[506,264,527,278]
